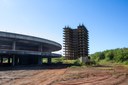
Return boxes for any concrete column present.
[12,41,16,66]
[48,58,51,64]
[12,55,15,66]
[38,56,42,65]
[19,56,22,65]
[0,56,3,64]
[1,57,3,64]
[8,57,10,64]
[42,58,43,64]
[0,57,1,64]
[15,57,18,65]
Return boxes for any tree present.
[105,51,114,61]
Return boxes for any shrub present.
[90,48,128,64]
[74,59,81,66]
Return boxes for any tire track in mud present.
[0,70,28,85]
[54,74,127,85]
[24,70,58,85]
[11,70,53,85]
[3,68,67,85]
[53,75,111,85]
[52,66,128,85]
[23,69,66,85]
[1,70,44,85]
[0,65,128,85]
[40,69,66,85]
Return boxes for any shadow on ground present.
[0,63,74,71]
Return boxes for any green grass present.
[93,59,128,68]
[42,57,94,67]
[42,57,84,66]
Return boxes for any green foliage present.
[123,61,128,65]
[91,52,105,62]
[42,58,48,63]
[52,57,64,64]
[74,59,80,65]
[74,59,83,66]
[52,57,82,65]
[90,48,128,65]
[63,60,76,64]
[105,51,114,61]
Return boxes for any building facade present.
[63,24,89,59]
[0,31,61,66]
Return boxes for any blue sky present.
[0,0,128,54]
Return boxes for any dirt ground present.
[0,65,128,85]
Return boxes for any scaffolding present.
[63,25,89,59]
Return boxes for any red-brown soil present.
[0,65,128,85]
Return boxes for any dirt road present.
[0,65,128,85]
[0,66,67,85]
[52,65,128,85]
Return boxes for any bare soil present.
[0,65,128,85]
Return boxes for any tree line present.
[90,48,128,64]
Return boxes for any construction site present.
[63,24,89,61]
[0,26,128,85]
[0,65,128,85]
[0,31,61,66]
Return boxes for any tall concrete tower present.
[63,24,89,60]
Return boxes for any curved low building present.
[0,31,62,66]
